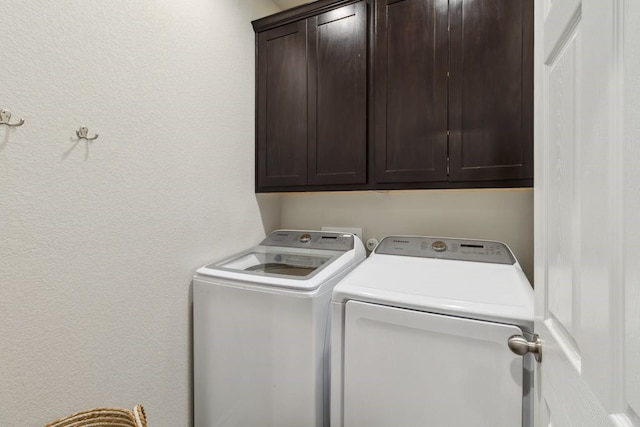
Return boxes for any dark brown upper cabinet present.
[447,0,534,183]
[373,0,449,184]
[374,0,533,188]
[253,0,533,193]
[254,1,367,192]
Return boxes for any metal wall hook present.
[76,126,99,141]
[0,109,25,127]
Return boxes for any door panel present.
[374,0,448,183]
[342,301,525,427]
[308,2,367,185]
[545,17,581,360]
[257,21,308,188]
[449,0,533,182]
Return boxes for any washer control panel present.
[375,236,515,265]
[260,230,355,251]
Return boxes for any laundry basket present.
[44,404,146,427]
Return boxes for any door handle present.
[508,334,542,362]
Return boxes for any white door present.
[534,0,640,425]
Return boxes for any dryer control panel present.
[375,236,515,265]
[260,230,355,251]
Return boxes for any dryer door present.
[342,301,526,427]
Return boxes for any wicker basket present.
[44,404,146,427]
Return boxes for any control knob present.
[431,241,447,252]
[299,233,312,243]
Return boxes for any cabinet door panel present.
[374,0,449,184]
[448,0,533,182]
[308,2,367,185]
[257,21,308,189]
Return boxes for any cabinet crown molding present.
[252,0,361,32]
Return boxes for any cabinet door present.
[374,0,449,184]
[257,21,308,189]
[448,0,533,182]
[308,2,367,185]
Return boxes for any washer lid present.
[208,246,339,279]
[195,230,365,291]
[333,236,533,331]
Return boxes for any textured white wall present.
[280,189,534,281]
[0,0,280,425]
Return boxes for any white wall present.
[0,1,280,425]
[280,189,534,281]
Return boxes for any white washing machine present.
[193,230,365,427]
[331,235,534,427]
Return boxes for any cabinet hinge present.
[447,157,450,175]
[447,130,450,136]
[447,71,450,77]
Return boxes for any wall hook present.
[76,126,99,141]
[0,109,25,127]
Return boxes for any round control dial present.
[431,240,447,252]
[299,233,312,243]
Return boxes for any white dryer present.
[331,236,534,427]
[193,230,365,427]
